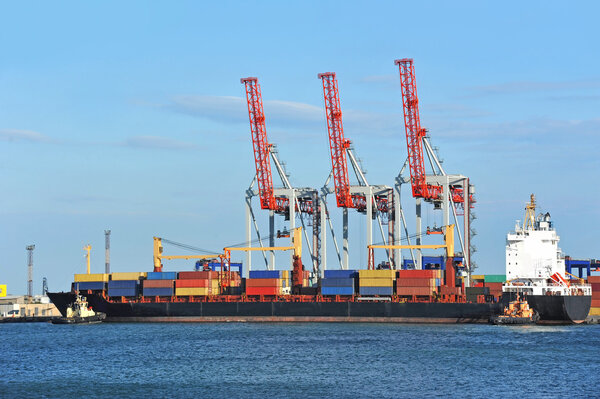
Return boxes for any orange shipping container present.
[587,276,600,283]
[591,299,600,307]
[396,287,434,296]
[143,280,174,288]
[175,279,210,288]
[396,278,435,287]
[246,278,281,287]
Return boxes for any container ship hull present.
[502,293,591,324]
[48,292,502,323]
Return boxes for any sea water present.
[2,322,599,398]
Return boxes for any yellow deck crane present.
[153,237,222,273]
[84,244,92,274]
[368,225,457,289]
[223,227,305,292]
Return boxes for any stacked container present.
[589,275,600,316]
[73,273,109,291]
[143,272,176,297]
[483,275,505,298]
[111,272,147,280]
[359,270,395,296]
[321,270,357,296]
[396,269,439,296]
[108,280,139,297]
[176,271,219,296]
[246,270,283,296]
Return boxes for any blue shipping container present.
[107,287,138,297]
[324,270,358,279]
[146,272,178,280]
[142,287,173,297]
[72,282,105,291]
[249,270,282,279]
[108,280,138,289]
[321,286,355,296]
[359,286,393,296]
[321,278,355,287]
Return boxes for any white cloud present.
[0,129,51,142]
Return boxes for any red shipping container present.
[591,299,600,307]
[397,270,437,279]
[396,287,433,296]
[396,278,435,287]
[178,271,218,280]
[587,276,600,283]
[474,282,484,287]
[246,278,280,287]
[439,286,461,295]
[175,279,210,288]
[484,282,503,289]
[246,286,280,296]
[590,283,600,292]
[143,280,174,288]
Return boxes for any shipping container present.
[589,276,600,283]
[143,287,174,297]
[74,273,109,282]
[143,279,174,288]
[359,278,394,287]
[249,270,283,279]
[246,286,281,296]
[589,307,600,316]
[484,282,503,289]
[439,286,461,295]
[321,286,354,296]
[111,272,146,281]
[396,278,436,287]
[465,287,490,296]
[359,286,393,296]
[146,272,178,280]
[324,270,358,279]
[108,280,139,289]
[397,270,437,279]
[484,274,506,283]
[591,299,600,307]
[470,274,485,281]
[321,278,355,287]
[178,271,218,280]
[72,281,105,291]
[107,287,138,297]
[359,270,396,279]
[175,287,210,296]
[397,287,434,296]
[246,278,281,287]
[175,279,210,288]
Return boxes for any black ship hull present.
[49,292,590,324]
[501,293,591,324]
[49,292,501,323]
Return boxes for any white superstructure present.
[503,195,590,296]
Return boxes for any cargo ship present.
[501,195,591,323]
[48,196,591,324]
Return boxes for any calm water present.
[2,322,599,398]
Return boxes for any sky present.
[1,1,599,294]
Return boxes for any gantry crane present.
[393,58,474,278]
[240,77,320,278]
[317,72,394,270]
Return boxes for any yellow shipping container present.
[359,270,396,279]
[282,270,290,279]
[589,307,600,316]
[74,273,109,282]
[359,277,394,287]
[175,287,210,296]
[111,272,147,281]
[471,275,485,281]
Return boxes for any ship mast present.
[523,194,536,230]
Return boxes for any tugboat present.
[51,294,106,324]
[490,298,539,325]
[501,194,592,323]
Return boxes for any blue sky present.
[1,1,599,294]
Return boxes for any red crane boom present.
[318,72,353,208]
[395,59,466,204]
[241,77,287,212]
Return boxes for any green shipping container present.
[484,274,506,283]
